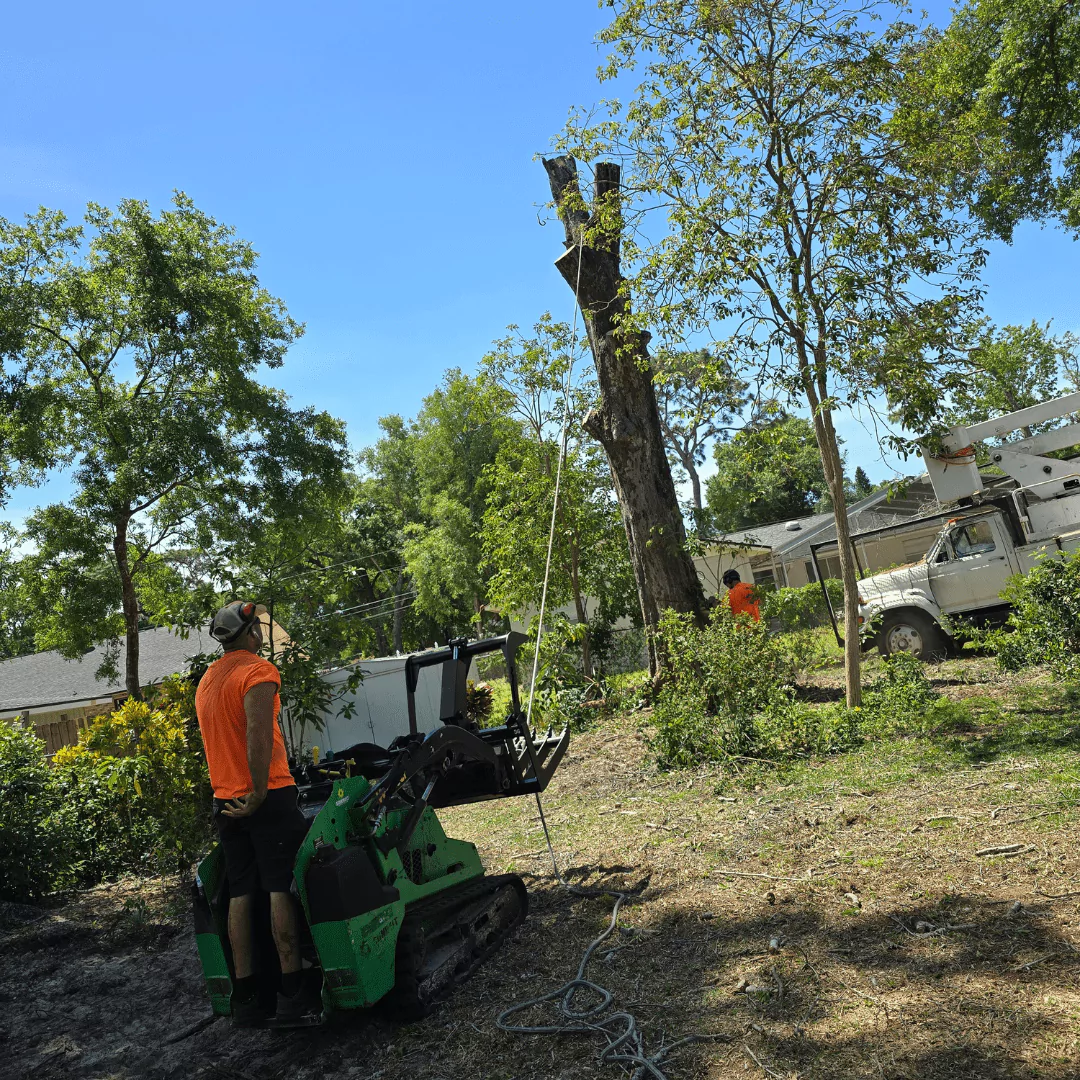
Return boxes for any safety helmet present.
[209,600,267,645]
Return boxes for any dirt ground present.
[4,656,1080,1080]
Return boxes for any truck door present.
[928,515,1015,616]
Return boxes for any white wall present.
[286,655,449,757]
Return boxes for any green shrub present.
[522,615,608,729]
[762,579,844,632]
[0,721,71,900]
[985,551,1080,678]
[589,619,647,677]
[52,675,212,881]
[651,606,790,767]
[773,626,842,681]
[464,681,494,726]
[755,698,860,758]
[859,652,946,736]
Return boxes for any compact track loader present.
[192,633,568,1024]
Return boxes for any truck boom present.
[921,390,1080,503]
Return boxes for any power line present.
[275,550,405,586]
[314,591,417,621]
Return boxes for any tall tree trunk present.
[542,156,707,675]
[112,515,142,700]
[392,571,406,654]
[687,461,703,515]
[802,377,862,708]
[355,567,389,655]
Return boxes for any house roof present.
[0,625,218,712]
[702,472,957,562]
[708,511,829,553]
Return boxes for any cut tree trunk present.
[542,156,707,674]
[112,516,143,700]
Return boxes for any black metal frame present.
[299,634,569,861]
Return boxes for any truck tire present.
[877,610,947,661]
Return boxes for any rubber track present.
[390,874,527,1015]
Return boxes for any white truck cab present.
[848,391,1080,659]
[857,504,1037,657]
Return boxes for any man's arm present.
[221,680,278,818]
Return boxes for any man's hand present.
[220,790,267,818]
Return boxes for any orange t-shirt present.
[727,581,761,622]
[195,650,294,800]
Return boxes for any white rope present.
[523,226,585,733]
[498,180,719,1080]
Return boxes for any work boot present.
[274,983,322,1025]
[231,993,267,1027]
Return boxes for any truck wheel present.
[877,611,947,661]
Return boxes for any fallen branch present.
[1035,886,1080,901]
[975,844,1028,857]
[1012,953,1056,972]
[995,810,1059,826]
[711,868,805,883]
[164,1014,219,1044]
[888,914,976,938]
[742,1044,785,1079]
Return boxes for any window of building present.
[804,555,843,581]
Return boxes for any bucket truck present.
[854,391,1080,658]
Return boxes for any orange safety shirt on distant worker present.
[195,651,294,800]
[726,581,761,622]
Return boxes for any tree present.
[0,212,69,506]
[483,440,635,675]
[561,0,985,705]
[653,347,748,524]
[896,0,1080,241]
[946,320,1079,437]
[1,195,349,696]
[0,527,39,660]
[706,415,834,532]
[849,467,877,503]
[359,415,424,653]
[405,371,519,637]
[541,157,709,675]
[479,318,636,675]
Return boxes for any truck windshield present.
[952,520,997,558]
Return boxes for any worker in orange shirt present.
[195,600,317,1026]
[722,569,761,622]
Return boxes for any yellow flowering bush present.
[53,676,212,881]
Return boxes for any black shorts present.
[213,786,309,897]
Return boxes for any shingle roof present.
[709,511,831,552]
[0,626,216,711]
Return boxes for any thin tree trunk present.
[569,543,593,678]
[803,385,862,708]
[356,567,389,655]
[543,156,707,676]
[392,571,406,654]
[687,461,702,514]
[112,515,142,700]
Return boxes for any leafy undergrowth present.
[4,656,1080,1078]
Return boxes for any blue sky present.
[3,0,1078,523]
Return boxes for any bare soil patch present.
[4,659,1080,1079]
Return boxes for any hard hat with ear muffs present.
[209,600,267,646]
[722,569,741,589]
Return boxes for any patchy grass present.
[4,655,1080,1079]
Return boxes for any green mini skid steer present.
[192,633,568,1024]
